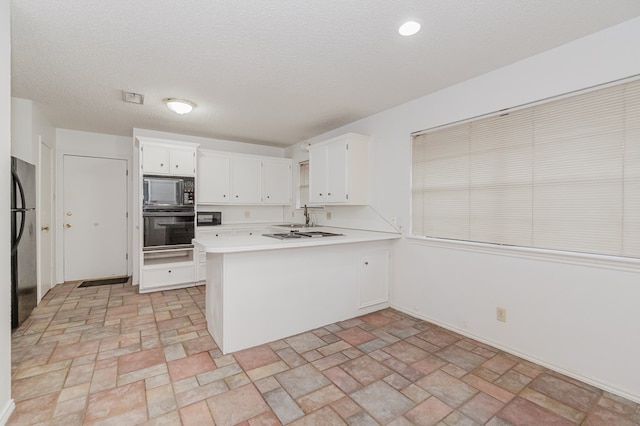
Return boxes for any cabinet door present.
[358,249,389,308]
[198,154,231,203]
[170,148,196,175]
[231,157,262,204]
[262,159,291,204]
[326,139,348,202]
[142,144,170,174]
[308,145,328,203]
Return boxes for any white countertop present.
[193,226,401,253]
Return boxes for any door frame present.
[38,136,54,300]
[55,153,131,283]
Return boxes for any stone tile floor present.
[8,280,640,425]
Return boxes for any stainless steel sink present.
[262,231,343,240]
[262,233,306,240]
[274,223,311,229]
[297,231,343,238]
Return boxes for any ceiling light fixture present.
[399,21,421,36]
[163,98,196,114]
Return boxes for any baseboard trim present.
[0,399,15,426]
[390,303,640,404]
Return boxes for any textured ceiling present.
[10,1,640,146]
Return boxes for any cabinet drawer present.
[143,265,194,288]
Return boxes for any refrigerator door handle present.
[11,170,27,255]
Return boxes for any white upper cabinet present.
[309,146,328,203]
[262,158,292,204]
[141,140,197,176]
[170,147,197,175]
[308,133,369,205]
[231,156,262,204]
[141,143,170,174]
[198,152,231,203]
[198,150,291,205]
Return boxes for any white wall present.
[10,98,32,162]
[289,17,640,402]
[11,98,55,163]
[54,129,133,284]
[1,0,15,423]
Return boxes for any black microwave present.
[197,211,221,227]
[143,175,194,210]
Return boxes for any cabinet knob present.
[328,192,332,196]
[65,223,72,228]
[41,226,49,231]
[175,164,179,168]
[267,195,270,198]
[364,262,369,265]
[223,194,226,198]
[160,163,164,167]
[235,195,239,198]
[168,270,172,273]
[319,193,323,196]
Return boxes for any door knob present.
[65,223,72,228]
[41,226,49,231]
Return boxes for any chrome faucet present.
[303,204,310,226]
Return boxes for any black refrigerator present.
[11,156,37,329]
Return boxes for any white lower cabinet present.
[140,248,196,292]
[204,239,394,354]
[143,265,194,288]
[358,249,390,308]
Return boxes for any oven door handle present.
[143,211,195,217]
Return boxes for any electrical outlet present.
[326,212,332,220]
[244,211,251,219]
[496,307,507,323]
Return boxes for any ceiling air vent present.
[122,91,144,105]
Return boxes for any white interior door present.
[63,155,128,281]
[39,139,54,298]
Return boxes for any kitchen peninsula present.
[193,227,400,354]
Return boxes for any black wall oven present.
[143,210,195,250]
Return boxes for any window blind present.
[411,79,640,259]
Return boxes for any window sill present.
[406,236,640,273]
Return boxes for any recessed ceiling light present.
[399,21,421,36]
[122,91,144,105]
[163,98,196,114]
